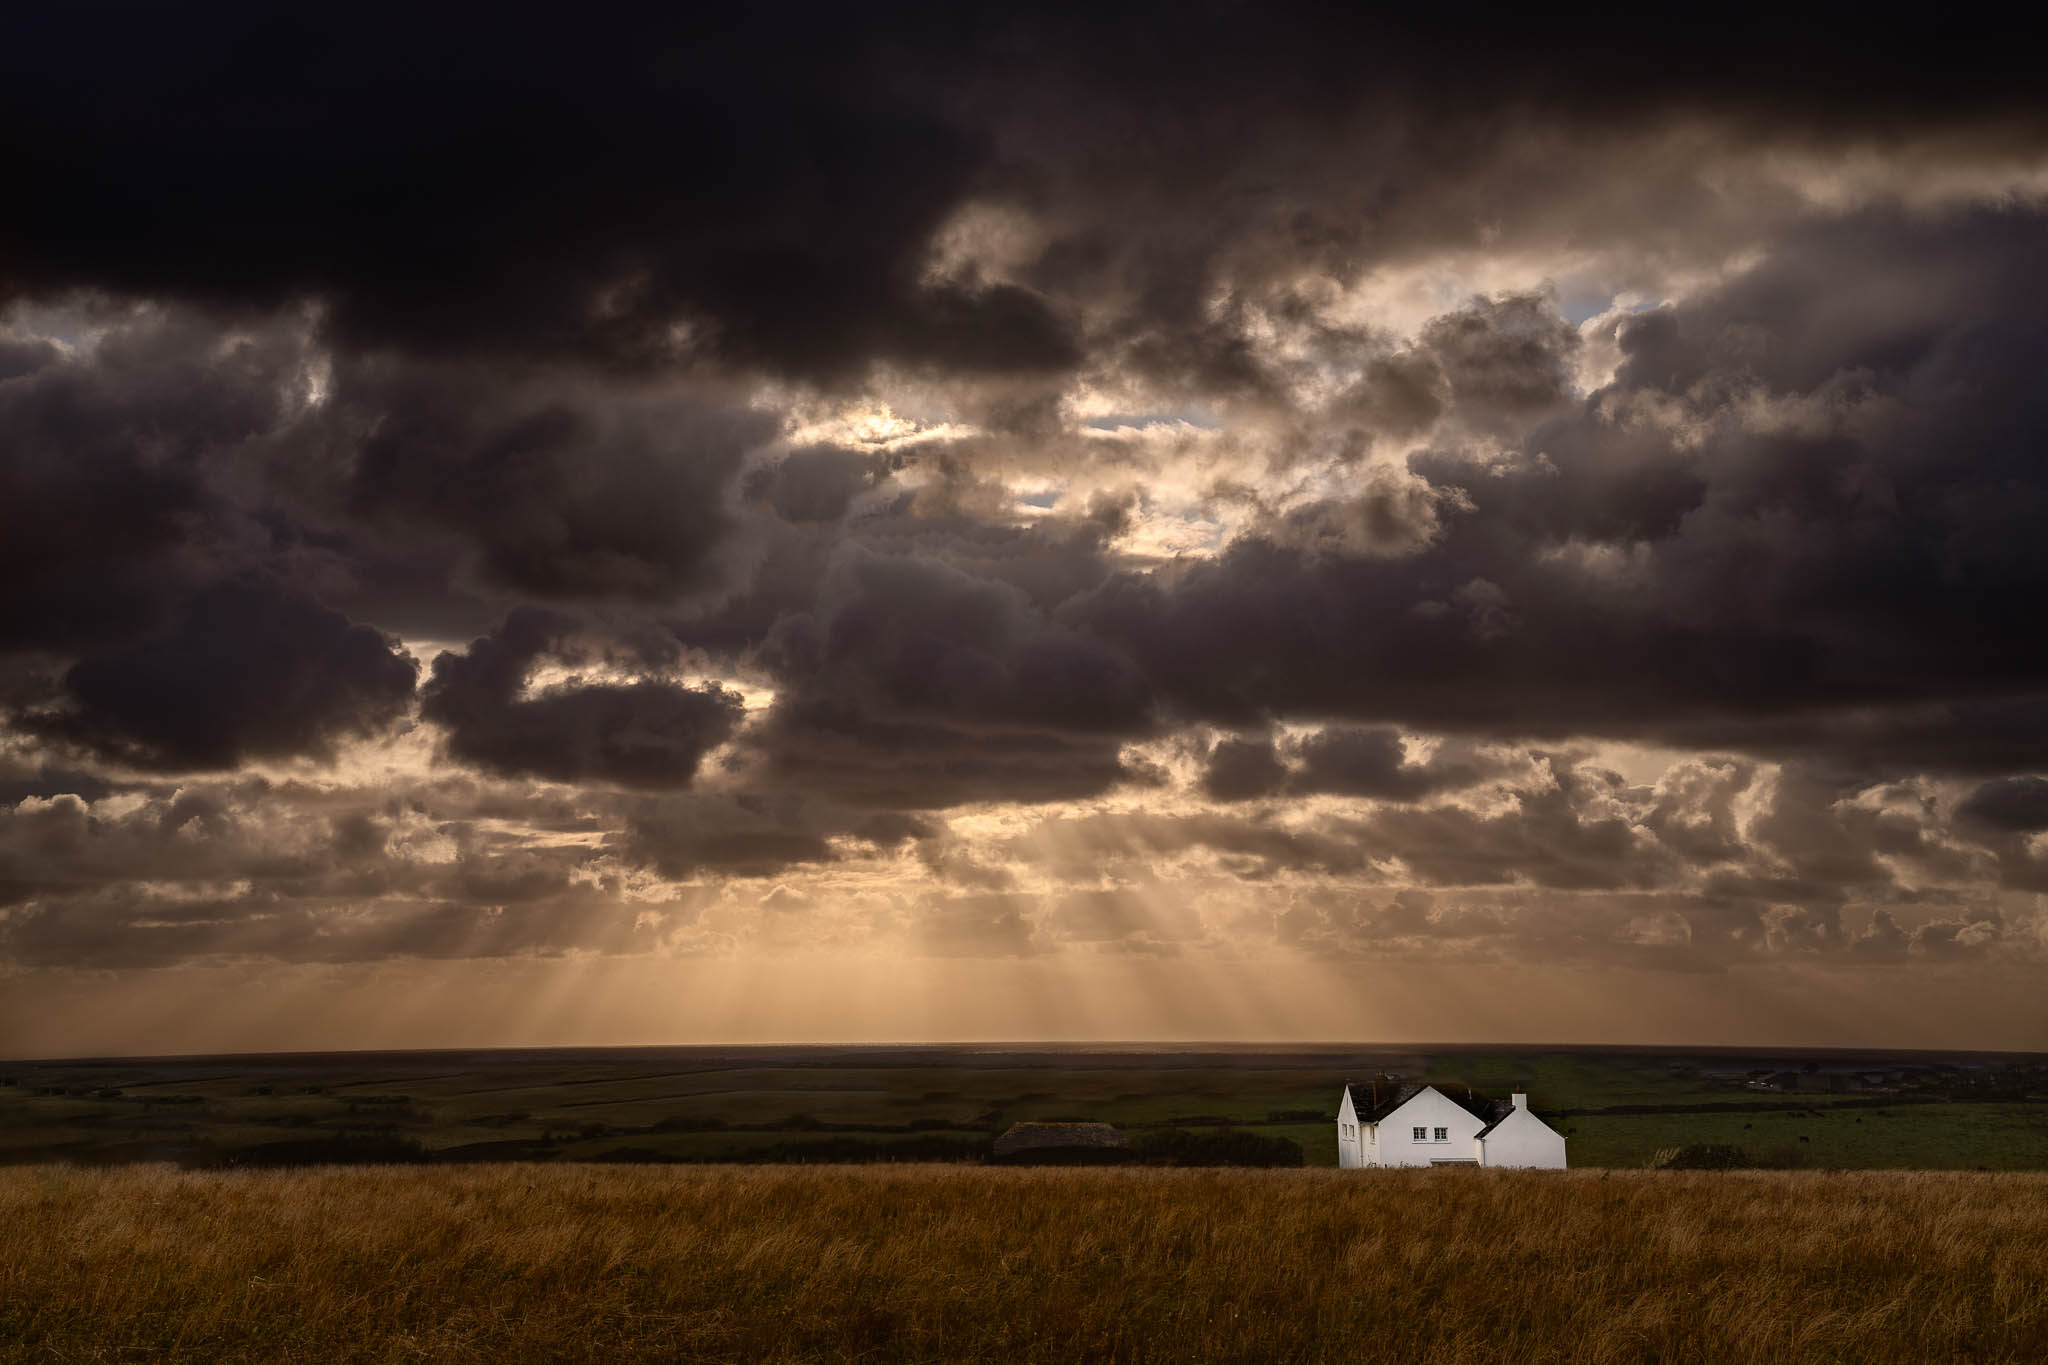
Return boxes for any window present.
[1434,1127,1448,1142]
[1412,1126,1427,1141]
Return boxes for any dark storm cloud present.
[1957,777,2048,834]
[747,697,1133,810]
[735,540,1147,807]
[743,446,896,525]
[421,609,742,789]
[766,547,1147,732]
[8,1,2048,986]
[1200,726,1506,802]
[332,361,778,602]
[8,4,2044,387]
[0,4,1078,383]
[1200,735,1290,801]
[619,792,888,879]
[0,308,307,654]
[1071,208,2048,769]
[36,581,417,770]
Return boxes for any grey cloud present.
[1293,729,1502,801]
[743,445,896,525]
[1852,909,1911,960]
[1420,292,1579,436]
[739,543,1149,808]
[748,697,1132,810]
[0,309,308,654]
[1071,209,2048,770]
[1359,767,1666,892]
[421,609,742,789]
[1200,734,1288,801]
[0,776,700,967]
[11,7,2048,987]
[1199,726,1506,804]
[619,793,876,879]
[1956,776,2048,833]
[337,362,777,603]
[1912,910,2004,960]
[39,580,417,770]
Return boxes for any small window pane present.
[1434,1127,1448,1141]
[1412,1126,1427,1140]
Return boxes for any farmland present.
[3,1044,2045,1170]
[4,1163,2046,1363]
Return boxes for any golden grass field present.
[3,1164,2045,1363]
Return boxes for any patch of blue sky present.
[1559,289,1663,326]
[1084,407,1220,431]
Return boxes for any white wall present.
[1363,1088,1485,1167]
[1336,1087,1362,1169]
[1478,1105,1568,1169]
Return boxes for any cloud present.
[1956,776,2048,833]
[0,307,310,653]
[336,362,777,602]
[1070,209,2048,766]
[620,793,856,879]
[37,580,417,769]
[421,609,742,789]
[8,5,2048,1021]
[1200,726,1503,803]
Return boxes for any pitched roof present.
[1345,1082,1514,1127]
[991,1122,1129,1156]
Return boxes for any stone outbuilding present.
[991,1121,1133,1164]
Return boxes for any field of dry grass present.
[4,1163,2045,1363]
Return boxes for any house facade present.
[1337,1082,1566,1169]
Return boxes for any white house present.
[1336,1081,1566,1169]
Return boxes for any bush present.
[199,1135,432,1168]
[773,1136,990,1164]
[1131,1129,1305,1167]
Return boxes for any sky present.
[4,3,2048,1057]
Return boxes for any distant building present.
[992,1121,1133,1164]
[1336,1081,1566,1169]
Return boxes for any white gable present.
[1476,1103,1567,1169]
[1336,1085,1364,1168]
[1362,1086,1485,1167]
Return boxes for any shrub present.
[1131,1128,1305,1167]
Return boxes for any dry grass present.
[3,1164,2045,1363]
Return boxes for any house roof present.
[1345,1082,1514,1128]
[1473,1112,1511,1140]
[991,1122,1129,1156]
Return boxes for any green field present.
[2,1045,2043,1169]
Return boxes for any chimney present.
[1512,1091,1528,1111]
